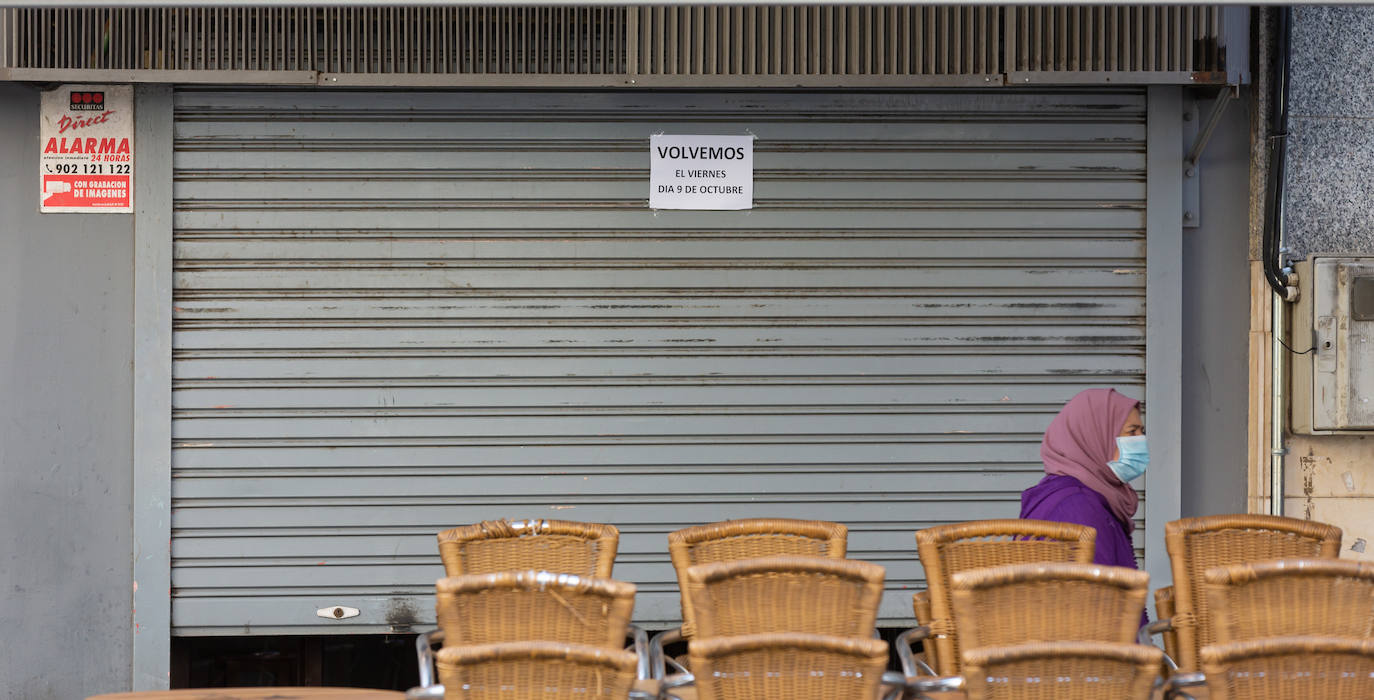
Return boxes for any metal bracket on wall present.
[1182,85,1239,228]
[1182,98,1200,228]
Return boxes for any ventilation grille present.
[1006,6,1223,73]
[634,6,1002,76]
[317,7,626,74]
[0,5,1232,84]
[3,8,317,71]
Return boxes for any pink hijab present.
[1041,388,1141,532]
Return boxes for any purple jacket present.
[1019,474,1138,570]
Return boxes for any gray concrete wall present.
[0,82,135,698]
[1277,5,1374,560]
[1286,5,1374,258]
[1181,93,1253,518]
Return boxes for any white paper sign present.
[40,84,134,213]
[650,134,753,210]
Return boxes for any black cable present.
[1261,7,1293,297]
[1277,336,1316,355]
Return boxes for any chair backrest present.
[668,518,847,637]
[914,519,1096,675]
[1201,636,1374,700]
[950,562,1148,651]
[435,571,635,648]
[687,632,888,700]
[1164,514,1342,670]
[684,555,884,638]
[436,519,619,578]
[1203,557,1374,644]
[961,641,1162,700]
[435,641,638,700]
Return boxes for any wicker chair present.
[952,641,1162,700]
[948,562,1148,652]
[435,571,636,648]
[1193,636,1374,700]
[677,632,896,700]
[1154,585,1180,661]
[436,519,620,578]
[1203,558,1374,644]
[416,571,647,695]
[650,518,848,676]
[900,519,1096,676]
[668,518,848,632]
[432,641,639,700]
[413,520,627,697]
[1141,515,1342,672]
[684,555,884,638]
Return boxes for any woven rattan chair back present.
[961,641,1162,700]
[436,519,619,578]
[684,555,884,638]
[687,632,889,700]
[1200,635,1374,700]
[914,519,1096,675]
[435,641,638,700]
[667,518,847,638]
[949,562,1148,651]
[1202,557,1374,645]
[1164,514,1342,670]
[435,571,635,649]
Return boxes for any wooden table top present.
[87,688,404,700]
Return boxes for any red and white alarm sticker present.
[40,84,134,213]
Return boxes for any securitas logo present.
[69,91,105,111]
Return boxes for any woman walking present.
[1020,388,1147,569]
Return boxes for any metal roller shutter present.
[171,88,1147,635]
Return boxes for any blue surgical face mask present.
[1107,435,1148,483]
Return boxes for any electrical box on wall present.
[1292,256,1374,433]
